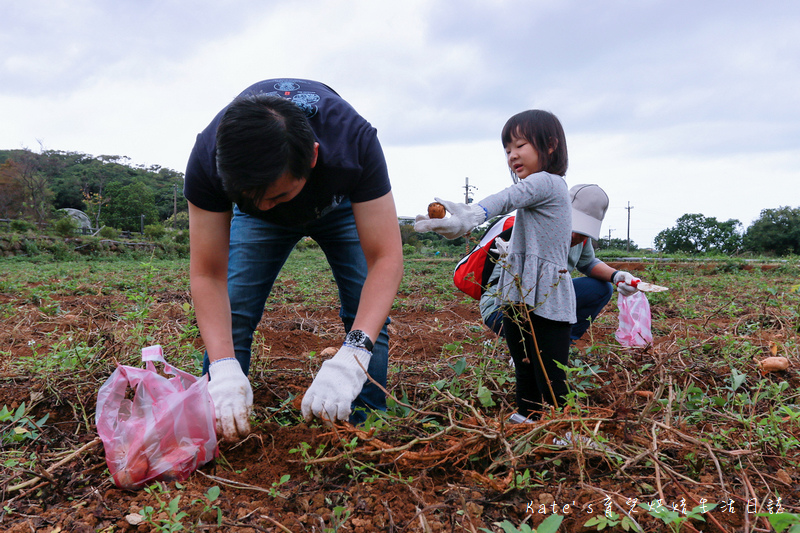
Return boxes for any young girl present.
[415,109,575,420]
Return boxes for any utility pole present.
[606,228,615,249]
[173,184,177,228]
[464,177,477,204]
[625,202,634,253]
[463,177,479,254]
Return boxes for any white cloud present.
[2,0,800,248]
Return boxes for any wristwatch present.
[344,329,374,352]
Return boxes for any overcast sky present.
[3,1,799,248]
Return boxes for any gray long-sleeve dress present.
[477,171,576,324]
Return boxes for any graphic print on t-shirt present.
[254,80,320,118]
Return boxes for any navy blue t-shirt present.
[184,79,391,226]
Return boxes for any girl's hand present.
[414,197,487,239]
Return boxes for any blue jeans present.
[202,199,390,424]
[570,277,613,341]
[485,277,613,343]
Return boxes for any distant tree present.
[149,167,186,221]
[82,192,107,230]
[598,237,638,251]
[164,210,189,230]
[0,148,187,230]
[400,223,421,247]
[103,181,159,232]
[144,223,166,240]
[53,214,79,237]
[2,149,53,224]
[654,213,742,254]
[44,150,101,210]
[0,160,27,218]
[742,206,800,256]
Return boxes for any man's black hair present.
[215,94,316,209]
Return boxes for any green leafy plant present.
[179,301,200,343]
[289,441,328,480]
[190,485,223,528]
[480,513,563,533]
[124,258,158,319]
[584,511,638,531]
[139,484,223,531]
[638,501,716,532]
[268,474,291,498]
[507,468,550,491]
[757,512,800,533]
[19,338,99,373]
[432,356,468,396]
[476,383,496,407]
[324,505,352,532]
[385,388,413,418]
[140,483,189,532]
[0,403,49,445]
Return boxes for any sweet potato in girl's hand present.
[427,202,446,219]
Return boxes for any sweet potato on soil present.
[758,356,790,373]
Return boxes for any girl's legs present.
[503,305,571,419]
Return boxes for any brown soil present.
[1,265,799,532]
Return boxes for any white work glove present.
[207,358,253,442]
[612,271,640,297]
[301,345,371,423]
[414,197,487,239]
[491,237,510,258]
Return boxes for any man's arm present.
[350,191,404,341]
[188,201,254,441]
[300,191,404,422]
[188,201,234,362]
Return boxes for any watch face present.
[347,330,366,346]
[346,330,373,351]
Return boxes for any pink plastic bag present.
[615,292,653,347]
[95,345,217,489]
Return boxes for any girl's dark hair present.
[501,110,568,176]
[215,94,316,208]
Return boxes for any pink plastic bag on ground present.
[615,292,653,347]
[95,345,217,489]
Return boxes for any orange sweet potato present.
[758,356,790,373]
[112,454,149,489]
[427,202,446,219]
